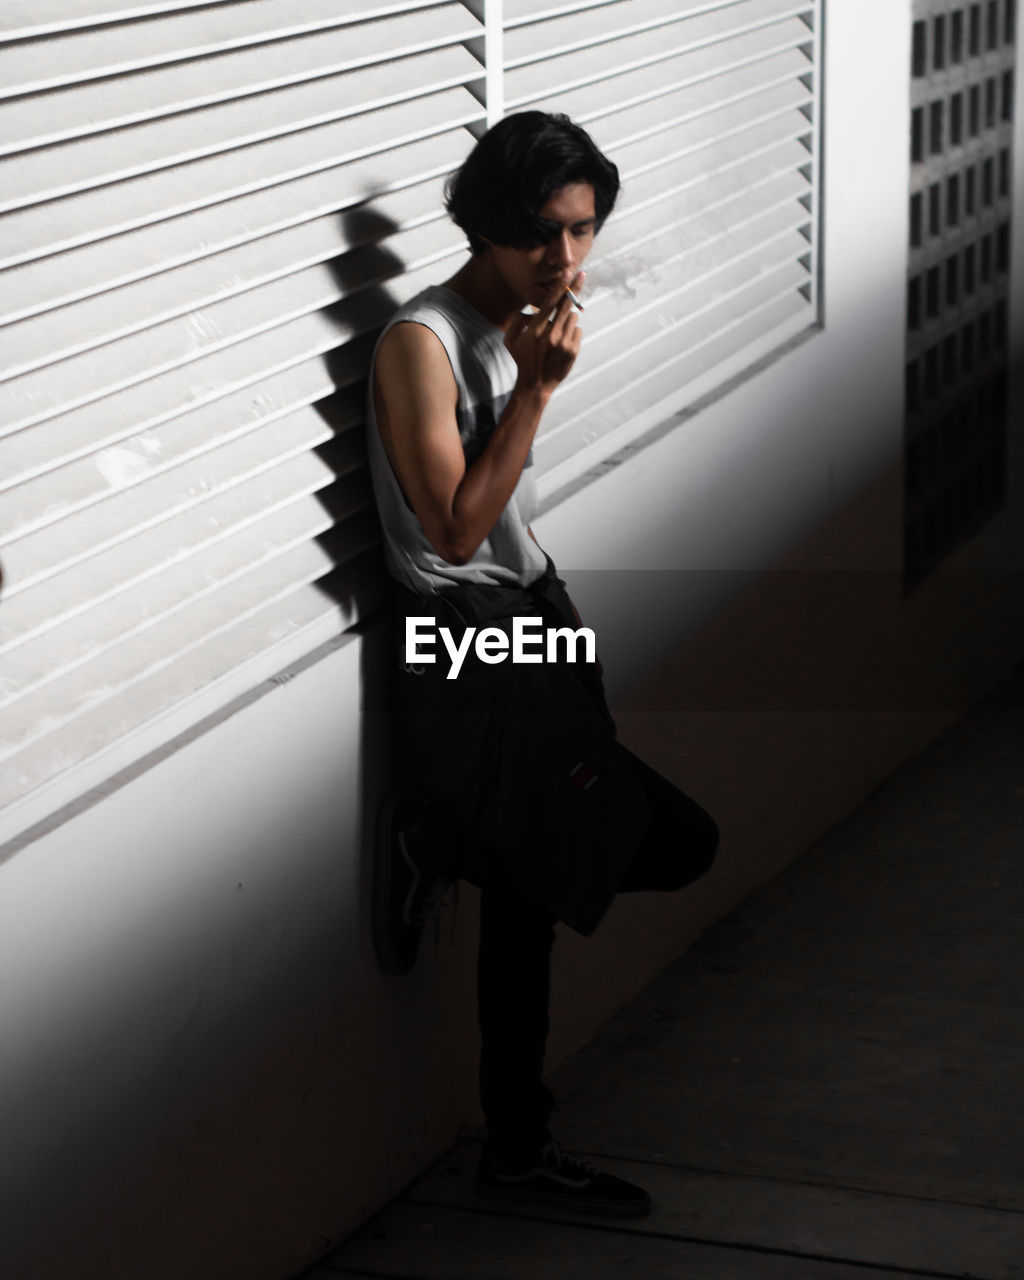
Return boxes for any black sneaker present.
[372,796,452,974]
[474,1140,652,1218]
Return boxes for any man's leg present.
[476,857,557,1154]
[473,846,651,1217]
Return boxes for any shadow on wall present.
[311,194,408,860]
[312,198,405,615]
[310,195,408,985]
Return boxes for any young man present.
[366,111,718,1216]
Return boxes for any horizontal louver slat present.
[0,270,386,434]
[506,0,734,60]
[3,399,369,587]
[0,482,372,706]
[0,244,465,437]
[1,253,442,605]
[1,449,366,651]
[3,0,280,40]
[2,355,340,504]
[2,212,460,380]
[0,479,375,752]
[1,0,454,95]
[2,411,350,597]
[556,210,810,415]
[0,560,380,811]
[2,116,475,269]
[588,163,810,282]
[1,56,483,210]
[529,29,810,129]
[1,6,481,154]
[0,272,443,531]
[558,217,810,408]
[603,81,811,182]
[505,0,810,95]
[538,281,810,478]
[1,88,481,258]
[0,315,367,484]
[502,0,739,23]
[1,486,356,696]
[3,151,460,321]
[504,0,805,67]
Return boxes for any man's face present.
[486,182,597,309]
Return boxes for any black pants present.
[475,746,718,1154]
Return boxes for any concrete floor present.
[303,665,1024,1280]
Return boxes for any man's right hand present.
[504,271,585,399]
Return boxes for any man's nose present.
[546,231,574,270]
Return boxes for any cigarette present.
[565,286,584,312]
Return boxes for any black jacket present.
[390,561,652,935]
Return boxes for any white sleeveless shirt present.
[366,285,548,594]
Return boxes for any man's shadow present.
[311,196,417,937]
[311,199,406,624]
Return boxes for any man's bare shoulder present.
[372,317,462,502]
[376,319,456,398]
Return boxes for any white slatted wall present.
[0,0,821,826]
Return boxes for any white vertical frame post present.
[464,0,504,130]
[484,0,504,126]
[806,0,825,322]
[1011,0,1024,493]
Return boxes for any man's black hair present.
[444,111,620,255]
